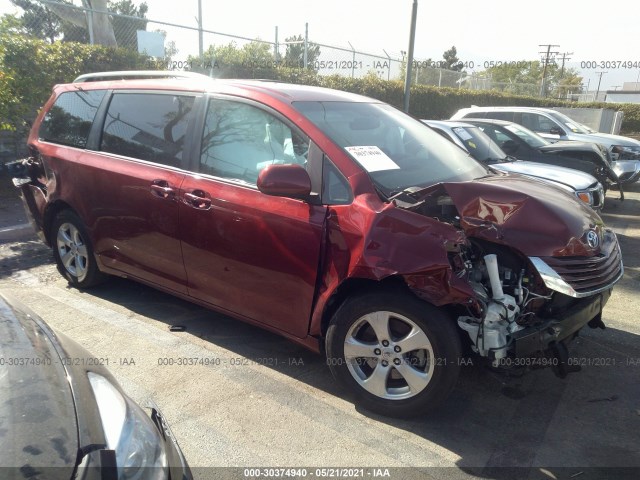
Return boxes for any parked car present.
[14,72,623,417]
[422,120,605,210]
[450,106,640,184]
[457,118,623,195]
[0,292,192,479]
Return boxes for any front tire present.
[326,290,462,418]
[52,210,106,288]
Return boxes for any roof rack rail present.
[73,70,212,83]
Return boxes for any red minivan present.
[16,72,623,417]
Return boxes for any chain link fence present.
[8,0,559,95]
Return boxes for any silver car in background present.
[450,106,640,184]
[423,119,605,210]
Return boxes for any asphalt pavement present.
[1,175,639,480]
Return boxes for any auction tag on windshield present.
[453,127,473,141]
[345,146,400,172]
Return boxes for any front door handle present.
[150,180,176,199]
[184,190,212,210]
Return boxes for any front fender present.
[308,193,474,336]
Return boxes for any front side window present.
[200,99,309,185]
[101,93,195,167]
[322,156,352,204]
[547,111,591,134]
[39,90,106,148]
[502,123,549,148]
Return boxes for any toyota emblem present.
[586,230,599,249]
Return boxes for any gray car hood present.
[492,160,598,190]
[0,296,78,478]
[562,132,640,147]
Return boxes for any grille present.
[591,185,605,209]
[541,231,622,295]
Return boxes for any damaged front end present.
[397,175,624,377]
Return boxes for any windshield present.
[547,111,591,134]
[503,123,550,148]
[293,101,488,196]
[449,126,506,163]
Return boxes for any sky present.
[1,0,638,91]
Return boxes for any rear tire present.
[326,290,462,418]
[51,210,106,288]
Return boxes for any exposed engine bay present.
[454,240,549,364]
[393,182,618,375]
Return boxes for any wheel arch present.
[318,275,459,343]
[43,200,78,245]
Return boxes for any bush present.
[0,35,154,132]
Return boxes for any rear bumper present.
[511,288,611,357]
[13,176,47,244]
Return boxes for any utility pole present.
[556,51,573,98]
[558,52,573,78]
[197,0,203,64]
[304,22,309,69]
[539,44,560,97]
[403,0,418,113]
[595,71,607,101]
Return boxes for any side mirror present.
[549,127,564,136]
[257,164,312,199]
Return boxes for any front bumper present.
[511,288,611,358]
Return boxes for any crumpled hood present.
[492,161,598,190]
[437,175,604,257]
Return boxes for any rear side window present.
[484,111,513,121]
[39,90,106,148]
[101,93,195,167]
[520,112,557,133]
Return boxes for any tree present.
[155,29,177,62]
[44,0,117,46]
[9,0,148,48]
[9,0,66,43]
[188,41,278,79]
[110,0,148,50]
[0,13,26,37]
[442,46,463,71]
[478,60,583,97]
[283,34,320,70]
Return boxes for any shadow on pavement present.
[85,276,640,479]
